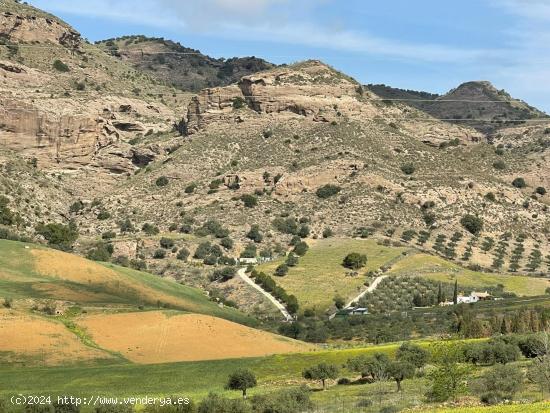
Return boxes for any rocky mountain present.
[0,0,189,181]
[2,0,550,315]
[96,35,275,92]
[368,81,548,133]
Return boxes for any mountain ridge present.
[95,35,275,92]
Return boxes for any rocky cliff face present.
[0,10,81,48]
[183,61,373,134]
[182,60,483,147]
[0,95,174,173]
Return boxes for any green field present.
[255,238,548,311]
[388,253,550,296]
[420,402,550,413]
[0,240,252,324]
[2,338,543,413]
[0,340,439,399]
[256,238,410,310]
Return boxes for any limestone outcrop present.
[1,11,81,48]
[182,61,366,134]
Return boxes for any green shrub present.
[316,184,341,199]
[97,210,111,220]
[322,227,333,238]
[275,264,289,277]
[232,97,246,109]
[69,201,84,214]
[176,248,190,261]
[460,214,483,235]
[512,177,526,188]
[86,242,113,262]
[53,59,70,72]
[101,231,116,240]
[246,225,263,243]
[292,241,309,256]
[240,243,257,258]
[342,252,367,269]
[241,194,258,208]
[211,267,237,282]
[119,218,135,233]
[535,186,547,196]
[221,237,234,250]
[160,237,175,249]
[492,160,506,170]
[142,223,160,235]
[184,183,197,194]
[400,163,415,175]
[155,176,169,187]
[35,222,79,250]
[153,249,166,259]
[251,386,311,413]
[0,196,16,226]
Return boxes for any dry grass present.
[77,311,314,364]
[0,309,113,366]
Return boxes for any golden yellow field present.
[0,309,113,366]
[77,311,315,364]
[31,248,213,312]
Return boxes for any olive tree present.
[226,369,257,399]
[302,363,339,390]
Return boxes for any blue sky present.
[30,0,550,112]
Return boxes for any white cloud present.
[30,0,495,64]
[491,0,550,21]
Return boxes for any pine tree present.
[453,280,458,305]
[437,283,445,303]
[500,317,508,335]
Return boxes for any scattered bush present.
[142,223,160,235]
[316,184,341,199]
[460,214,483,235]
[35,222,79,251]
[153,249,166,259]
[246,225,263,243]
[157,238,173,250]
[512,177,527,188]
[400,163,415,175]
[155,176,169,187]
[322,227,334,238]
[492,160,506,170]
[535,186,547,196]
[184,183,197,194]
[275,264,289,277]
[292,241,309,256]
[241,194,258,208]
[53,59,70,72]
[342,252,367,269]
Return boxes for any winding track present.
[237,267,293,321]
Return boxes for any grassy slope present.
[0,340,439,399]
[256,238,548,311]
[389,253,550,296]
[256,238,410,310]
[419,403,550,413]
[0,240,252,325]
